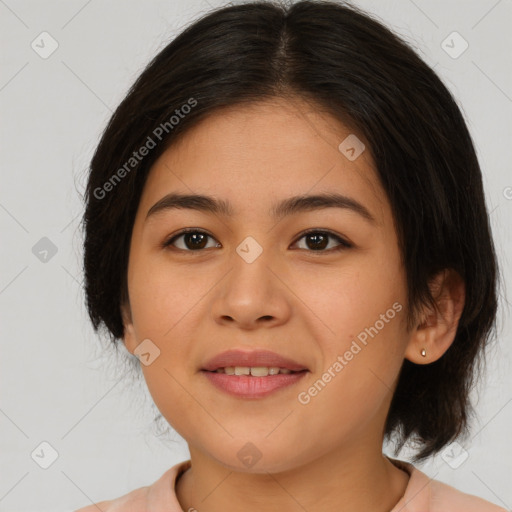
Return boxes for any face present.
[122,97,414,473]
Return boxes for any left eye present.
[163,229,220,251]
[162,229,351,252]
[293,230,352,252]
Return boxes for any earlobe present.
[404,269,465,365]
[120,301,137,355]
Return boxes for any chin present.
[207,440,308,475]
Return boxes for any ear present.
[404,268,465,364]
[120,300,138,355]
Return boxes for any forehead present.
[138,97,389,225]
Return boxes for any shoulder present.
[388,457,509,512]
[73,487,149,512]
[73,460,191,512]
[429,476,509,512]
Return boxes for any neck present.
[175,444,409,512]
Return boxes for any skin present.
[121,96,465,512]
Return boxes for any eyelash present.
[161,228,352,253]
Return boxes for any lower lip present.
[201,370,308,399]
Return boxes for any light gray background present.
[1,0,511,511]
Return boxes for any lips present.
[201,349,308,372]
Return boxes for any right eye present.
[162,229,221,251]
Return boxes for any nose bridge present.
[228,234,274,297]
[212,234,289,327]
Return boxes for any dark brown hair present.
[81,0,499,462]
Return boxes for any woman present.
[75,1,507,510]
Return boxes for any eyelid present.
[162,228,218,250]
[292,228,353,250]
[162,228,353,252]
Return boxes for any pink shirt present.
[74,457,509,511]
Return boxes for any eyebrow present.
[145,192,376,224]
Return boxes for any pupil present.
[308,233,327,250]
[185,233,207,249]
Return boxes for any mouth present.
[200,349,309,399]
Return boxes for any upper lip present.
[201,349,308,372]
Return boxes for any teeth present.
[214,366,297,376]
[249,367,271,377]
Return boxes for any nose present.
[210,246,292,330]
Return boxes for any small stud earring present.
[420,348,427,357]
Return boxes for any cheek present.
[295,317,406,443]
[129,256,202,334]
[292,255,405,339]
[127,260,199,403]
[141,362,201,445]
[292,258,407,399]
